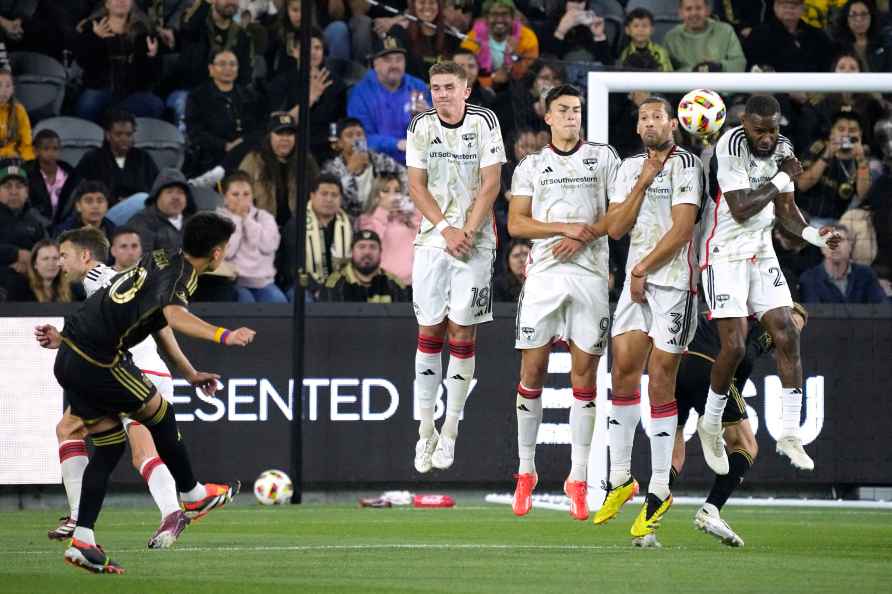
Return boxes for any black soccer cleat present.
[64,539,125,574]
[48,516,76,541]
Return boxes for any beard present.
[748,136,778,158]
[355,261,379,276]
[643,136,672,151]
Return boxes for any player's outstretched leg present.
[433,330,476,470]
[513,383,542,516]
[50,409,88,541]
[414,332,444,473]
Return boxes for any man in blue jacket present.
[798,223,888,303]
[347,34,431,164]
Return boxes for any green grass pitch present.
[2,502,891,593]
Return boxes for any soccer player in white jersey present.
[508,84,620,520]
[406,60,506,472]
[697,95,841,473]
[49,227,232,549]
[593,97,704,544]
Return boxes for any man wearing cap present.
[126,169,198,253]
[347,33,431,164]
[319,229,410,303]
[459,0,539,88]
[0,164,47,301]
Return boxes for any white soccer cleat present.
[632,533,662,548]
[697,417,729,475]
[694,505,744,547]
[776,436,814,471]
[431,434,456,470]
[414,431,439,473]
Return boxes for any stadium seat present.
[134,117,185,169]
[652,18,681,45]
[32,116,103,166]
[625,0,679,20]
[8,51,67,122]
[324,57,367,88]
[190,185,223,211]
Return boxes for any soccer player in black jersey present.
[671,303,808,547]
[35,212,255,574]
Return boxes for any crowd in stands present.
[0,0,890,305]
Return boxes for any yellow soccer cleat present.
[592,477,639,525]
[630,493,673,538]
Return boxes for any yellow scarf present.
[306,209,351,283]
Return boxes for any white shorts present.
[611,282,697,354]
[412,245,496,327]
[702,256,793,320]
[122,370,173,430]
[514,272,610,355]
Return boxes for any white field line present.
[485,493,892,511]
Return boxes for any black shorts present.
[54,342,157,424]
[675,352,748,427]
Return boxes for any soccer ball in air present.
[677,89,726,137]
[253,469,293,505]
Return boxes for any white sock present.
[59,440,89,521]
[648,401,678,501]
[780,387,803,438]
[569,387,596,482]
[180,482,207,503]
[73,526,95,545]
[415,335,444,438]
[139,457,181,518]
[516,384,543,475]
[608,390,641,487]
[703,387,729,431]
[441,340,475,439]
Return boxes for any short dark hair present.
[312,173,343,195]
[336,117,364,137]
[625,7,654,25]
[208,47,237,65]
[183,212,236,259]
[34,129,60,147]
[72,180,111,204]
[640,96,675,118]
[544,84,583,112]
[110,225,141,245]
[453,47,476,59]
[310,26,325,43]
[58,227,110,263]
[744,94,781,118]
[221,170,254,193]
[830,110,862,131]
[103,109,135,131]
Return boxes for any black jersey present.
[61,250,198,366]
[686,313,774,390]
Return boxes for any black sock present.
[669,466,679,489]
[77,426,126,530]
[143,399,198,493]
[706,450,753,510]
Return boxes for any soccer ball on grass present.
[677,89,726,137]
[253,469,293,505]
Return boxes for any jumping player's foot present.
[64,539,124,574]
[593,477,639,525]
[694,504,744,547]
[776,436,814,471]
[147,510,190,549]
[697,417,729,475]
[512,473,537,516]
[47,516,76,541]
[431,433,456,470]
[564,479,589,521]
[414,430,439,473]
[182,481,240,520]
[630,493,673,538]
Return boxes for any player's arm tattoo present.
[633,203,698,275]
[407,166,447,226]
[464,163,502,234]
[773,191,808,237]
[723,184,780,224]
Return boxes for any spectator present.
[239,112,320,226]
[797,111,872,224]
[493,59,566,140]
[53,180,117,239]
[266,0,305,77]
[714,0,769,38]
[356,173,420,285]
[773,223,823,297]
[25,239,72,303]
[388,0,460,81]
[348,0,411,63]
[814,53,887,149]
[460,0,539,88]
[543,0,611,64]
[617,8,673,72]
[842,167,892,291]
[347,33,430,164]
[663,0,746,72]
[321,117,408,218]
[0,164,46,301]
[109,224,142,270]
[73,0,164,122]
[185,48,261,176]
[442,0,472,34]
[492,238,529,302]
[75,110,159,208]
[798,224,888,302]
[832,0,892,72]
[804,0,850,29]
[0,69,32,160]
[745,0,834,72]
[126,168,196,252]
[267,26,346,160]
[216,170,287,303]
[319,229,411,302]
[453,47,496,108]
[25,130,80,229]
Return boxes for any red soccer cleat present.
[64,539,124,574]
[564,479,589,521]
[181,481,240,521]
[512,473,538,516]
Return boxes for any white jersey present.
[510,141,620,279]
[613,146,704,291]
[701,125,795,265]
[83,263,168,374]
[406,104,507,250]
